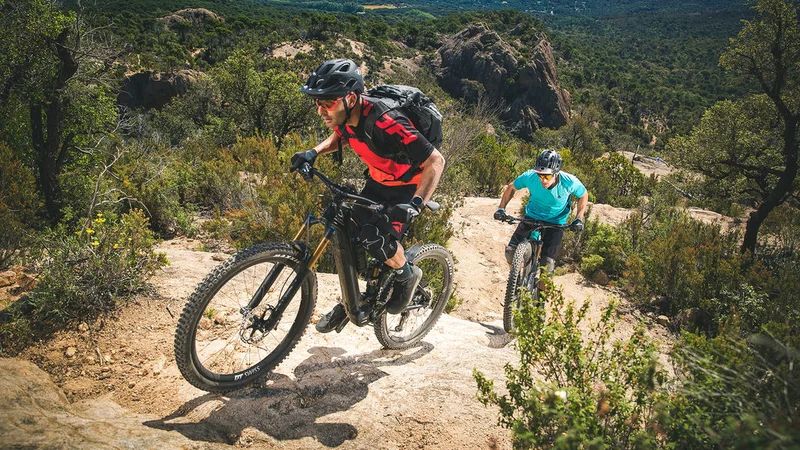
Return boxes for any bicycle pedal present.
[334,317,350,333]
[354,304,372,327]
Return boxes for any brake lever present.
[299,162,313,181]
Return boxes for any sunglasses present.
[313,97,343,110]
[537,173,555,181]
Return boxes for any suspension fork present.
[244,218,333,330]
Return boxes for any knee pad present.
[505,243,531,264]
[361,224,398,262]
[541,256,555,274]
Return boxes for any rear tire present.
[374,244,454,350]
[174,243,316,392]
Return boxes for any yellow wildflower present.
[92,240,100,247]
[86,228,94,235]
[113,243,119,249]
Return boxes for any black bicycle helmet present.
[300,59,364,99]
[533,149,563,174]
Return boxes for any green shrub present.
[475,276,666,449]
[461,132,516,196]
[112,140,198,235]
[620,208,746,317]
[583,152,649,208]
[0,210,167,353]
[0,142,40,269]
[662,320,800,449]
[583,220,629,278]
[579,254,604,278]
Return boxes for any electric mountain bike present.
[174,164,455,392]
[500,215,570,333]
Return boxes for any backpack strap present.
[362,97,395,156]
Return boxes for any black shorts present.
[507,220,565,261]
[352,179,416,261]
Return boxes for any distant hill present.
[357,0,748,17]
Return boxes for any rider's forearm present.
[414,149,445,203]
[313,133,342,156]
[575,192,589,220]
[499,183,516,209]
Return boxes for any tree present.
[0,0,119,223]
[213,50,315,147]
[718,0,799,253]
[668,95,786,216]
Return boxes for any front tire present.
[374,244,454,350]
[503,242,539,333]
[174,243,316,392]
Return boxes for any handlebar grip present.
[298,162,313,181]
[426,200,440,211]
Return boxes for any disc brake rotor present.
[239,305,273,344]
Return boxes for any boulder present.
[675,308,710,333]
[434,23,570,139]
[117,70,203,110]
[160,8,224,27]
[0,358,227,449]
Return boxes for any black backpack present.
[364,84,443,149]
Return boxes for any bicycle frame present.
[503,215,570,272]
[254,166,418,331]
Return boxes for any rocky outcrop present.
[160,8,224,26]
[434,23,570,139]
[0,358,228,449]
[117,70,203,110]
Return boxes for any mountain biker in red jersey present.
[292,59,446,333]
[494,149,588,274]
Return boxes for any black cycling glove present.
[389,204,420,223]
[290,149,317,171]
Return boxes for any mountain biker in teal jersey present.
[494,149,588,273]
[292,58,446,333]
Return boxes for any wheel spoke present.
[175,243,316,392]
[375,245,453,349]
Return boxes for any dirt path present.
[9,197,675,449]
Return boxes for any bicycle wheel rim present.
[189,255,308,383]
[378,246,452,347]
[504,242,532,332]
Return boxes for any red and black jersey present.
[335,96,435,187]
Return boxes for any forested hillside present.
[1,0,798,448]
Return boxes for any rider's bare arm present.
[575,191,589,220]
[313,132,346,156]
[413,148,445,203]
[498,182,517,209]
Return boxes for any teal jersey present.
[513,170,586,224]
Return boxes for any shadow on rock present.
[145,343,433,447]
[478,322,515,348]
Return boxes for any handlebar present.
[500,214,571,230]
[300,163,382,209]
[297,162,440,211]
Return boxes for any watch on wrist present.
[411,196,424,211]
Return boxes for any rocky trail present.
[1,187,694,449]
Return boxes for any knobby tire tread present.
[374,244,454,350]
[174,242,316,393]
[503,243,530,333]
